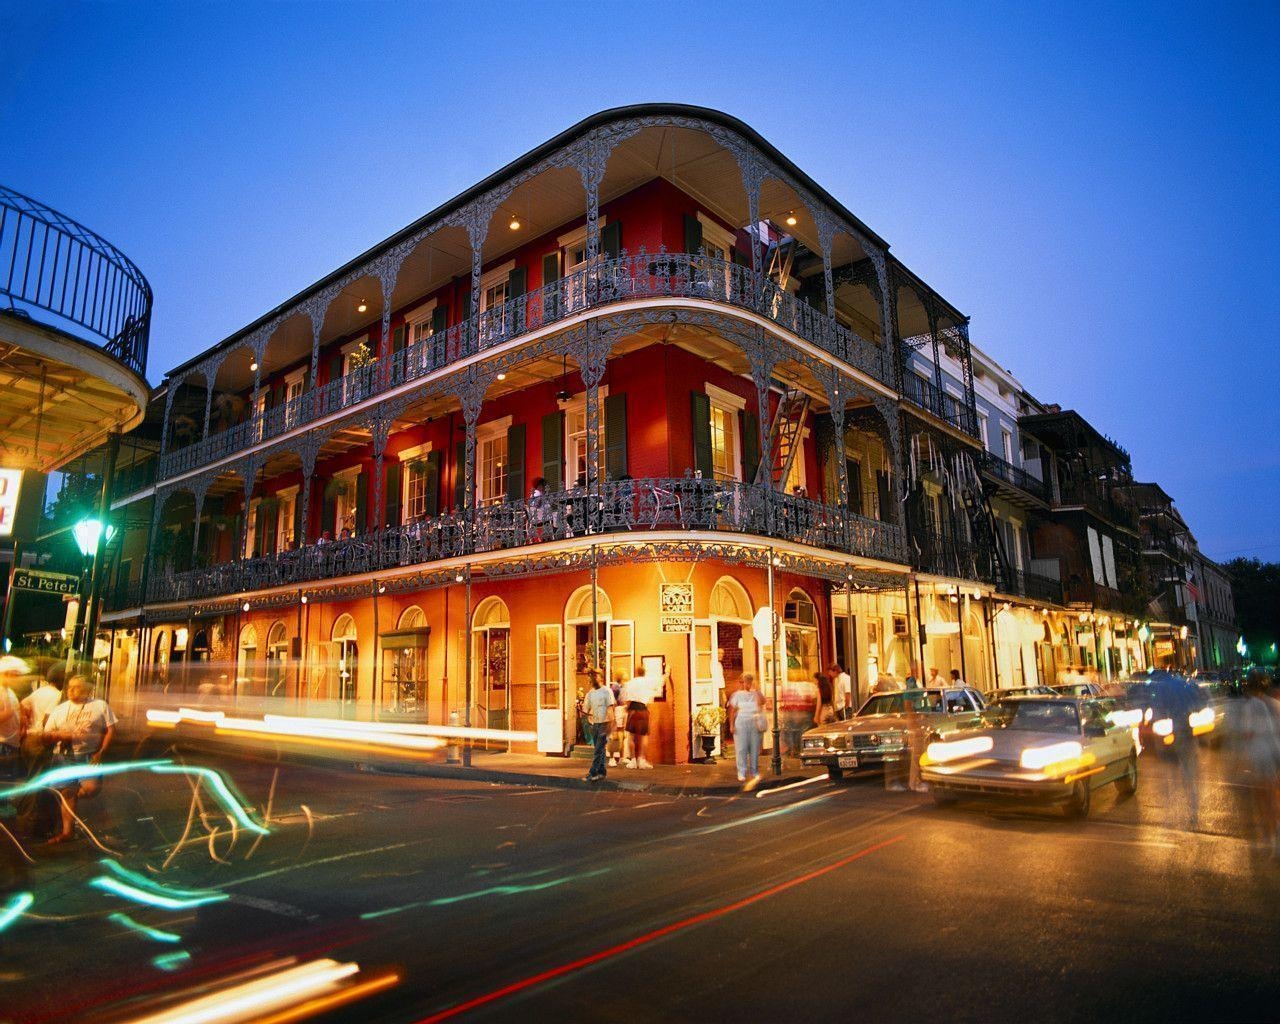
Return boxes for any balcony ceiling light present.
[249,361,259,372]
[785,210,798,227]
[496,372,507,381]
[356,299,368,313]
[509,215,521,231]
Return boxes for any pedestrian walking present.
[727,673,766,786]
[1235,671,1280,857]
[583,669,615,782]
[830,662,853,720]
[622,671,655,768]
[814,672,837,726]
[778,673,818,755]
[608,672,628,767]
[0,676,19,783]
[16,663,64,838]
[39,676,117,845]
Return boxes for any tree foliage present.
[1224,558,1280,657]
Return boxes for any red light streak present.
[414,833,906,1023]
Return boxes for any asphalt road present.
[2,735,1277,1024]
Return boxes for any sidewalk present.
[378,745,823,796]
[126,721,822,797]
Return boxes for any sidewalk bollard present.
[446,710,461,764]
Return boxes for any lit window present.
[561,392,607,490]
[405,459,430,519]
[710,405,737,482]
[478,432,508,506]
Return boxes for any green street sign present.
[10,568,80,597]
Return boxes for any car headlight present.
[1189,707,1215,734]
[1020,741,1083,771]
[1152,717,1173,737]
[802,736,827,750]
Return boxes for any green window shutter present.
[732,246,750,268]
[385,461,402,527]
[542,251,560,284]
[741,410,760,483]
[454,440,466,510]
[301,367,311,392]
[252,507,266,556]
[506,423,526,501]
[540,409,565,488]
[683,214,703,255]
[848,459,864,516]
[431,307,447,333]
[508,266,527,298]
[600,222,622,260]
[322,486,336,537]
[604,394,627,479]
[293,491,303,546]
[458,291,472,323]
[542,251,561,319]
[424,450,441,517]
[354,471,367,534]
[272,386,284,411]
[541,411,564,492]
[691,392,713,478]
[262,503,278,554]
[329,353,343,385]
[392,325,407,355]
[877,470,892,523]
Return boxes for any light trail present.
[108,911,183,944]
[755,773,830,798]
[693,791,834,834]
[0,891,33,933]
[413,833,906,1023]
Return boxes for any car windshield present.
[858,691,944,715]
[982,700,1080,734]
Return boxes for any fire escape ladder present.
[758,387,810,489]
[764,237,796,292]
[958,451,1005,586]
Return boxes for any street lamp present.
[72,517,115,663]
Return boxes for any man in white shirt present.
[0,683,19,780]
[830,662,854,720]
[583,669,615,782]
[40,676,117,844]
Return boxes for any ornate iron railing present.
[901,373,980,438]
[910,529,997,584]
[1055,479,1138,531]
[144,476,906,605]
[0,185,150,377]
[998,568,1064,605]
[980,450,1050,503]
[159,251,892,479]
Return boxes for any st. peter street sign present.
[10,568,80,597]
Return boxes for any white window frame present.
[784,427,810,495]
[398,442,434,521]
[559,219,608,312]
[332,465,360,535]
[283,369,306,428]
[1001,427,1014,465]
[977,410,990,453]
[476,416,513,507]
[341,336,372,404]
[276,485,299,553]
[560,389,608,490]
[403,300,439,370]
[705,383,745,483]
[244,498,260,557]
[697,213,735,296]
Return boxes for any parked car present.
[920,696,1138,817]
[800,687,986,780]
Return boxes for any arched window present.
[397,605,426,630]
[331,614,357,642]
[709,576,752,621]
[472,597,512,729]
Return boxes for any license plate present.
[837,755,858,769]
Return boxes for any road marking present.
[581,808,616,816]
[413,832,906,1023]
[224,840,429,888]
[756,774,829,798]
[632,801,674,809]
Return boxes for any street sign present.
[10,568,80,596]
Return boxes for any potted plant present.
[693,704,726,763]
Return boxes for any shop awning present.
[380,627,431,650]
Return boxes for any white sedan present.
[919,697,1138,818]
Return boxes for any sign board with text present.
[661,615,693,634]
[11,568,80,596]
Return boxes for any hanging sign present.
[11,568,80,596]
[659,583,694,633]
[661,615,693,634]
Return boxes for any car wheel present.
[1116,753,1138,796]
[1065,779,1091,818]
[932,789,957,807]
[827,766,844,782]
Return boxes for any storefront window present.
[783,589,819,682]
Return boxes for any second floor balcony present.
[997,567,1064,606]
[900,372,979,440]
[158,251,893,481]
[139,476,907,607]
[980,450,1050,505]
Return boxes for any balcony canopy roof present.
[1019,408,1130,466]
[163,103,965,390]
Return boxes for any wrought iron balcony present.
[910,529,997,584]
[1054,479,1138,531]
[0,185,150,378]
[142,477,906,605]
[997,567,1064,605]
[979,450,1050,503]
[158,251,892,480]
[900,373,980,439]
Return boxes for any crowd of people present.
[1,656,118,879]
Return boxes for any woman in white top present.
[727,673,766,785]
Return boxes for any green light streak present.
[361,868,609,919]
[147,764,269,835]
[90,875,228,910]
[98,859,229,901]
[0,759,170,801]
[108,911,182,944]
[0,892,33,933]
[152,950,192,972]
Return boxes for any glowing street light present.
[73,518,114,557]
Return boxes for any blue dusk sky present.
[1,2,1276,561]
